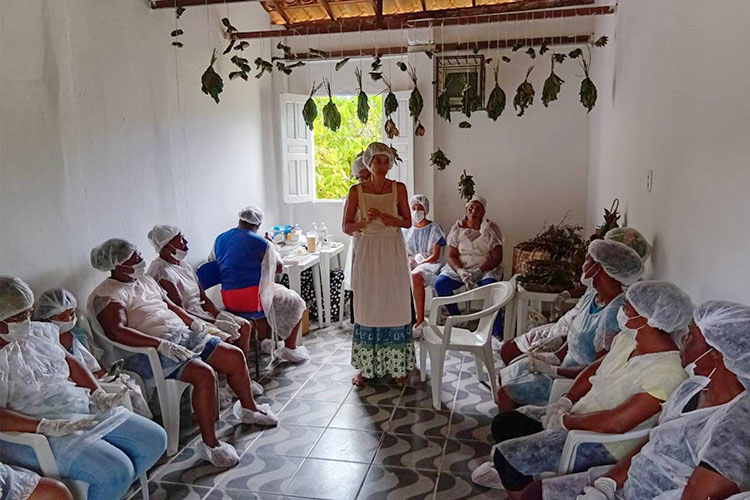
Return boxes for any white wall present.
[587,0,750,303]
[0,0,280,304]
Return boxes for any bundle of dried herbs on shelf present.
[354,67,369,125]
[436,89,451,122]
[460,74,481,118]
[518,260,579,292]
[302,80,324,131]
[513,66,535,117]
[407,64,423,129]
[542,55,564,107]
[486,65,506,121]
[458,170,475,202]
[430,149,451,171]
[254,57,273,78]
[201,49,223,103]
[229,55,251,81]
[322,79,341,132]
[579,47,597,113]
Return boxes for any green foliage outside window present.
[313,94,383,200]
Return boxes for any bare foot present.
[352,373,368,386]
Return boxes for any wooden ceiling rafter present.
[151,0,258,8]
[270,0,293,25]
[319,0,337,19]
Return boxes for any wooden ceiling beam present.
[151,0,258,8]
[319,0,337,19]
[285,33,591,60]
[270,0,293,24]
[375,0,383,25]
[420,0,427,11]
[236,2,612,39]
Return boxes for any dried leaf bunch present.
[430,149,451,171]
[354,67,369,125]
[302,80,324,131]
[322,79,341,132]
[201,49,224,104]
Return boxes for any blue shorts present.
[167,336,221,380]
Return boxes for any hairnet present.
[588,239,644,285]
[694,301,750,388]
[605,227,652,261]
[351,153,367,178]
[410,194,430,215]
[0,276,35,322]
[363,142,394,169]
[33,288,78,320]
[626,280,695,333]
[238,206,263,226]
[466,195,487,209]
[147,224,181,252]
[90,238,138,272]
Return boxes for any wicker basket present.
[512,247,552,276]
[519,282,568,294]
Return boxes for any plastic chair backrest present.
[473,282,515,344]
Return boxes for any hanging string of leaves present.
[354,67,369,125]
[221,18,238,54]
[430,149,451,171]
[302,80,324,131]
[486,65,506,121]
[458,170,476,202]
[171,6,185,48]
[322,79,342,132]
[406,64,424,135]
[254,57,273,78]
[579,48,597,113]
[201,49,224,103]
[229,55,251,81]
[436,89,451,122]
[460,74,481,118]
[542,55,564,107]
[513,66,535,117]
[383,76,399,139]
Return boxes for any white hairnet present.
[410,194,430,215]
[605,227,652,261]
[147,224,181,252]
[363,142,394,169]
[90,238,138,272]
[0,276,35,321]
[33,288,78,320]
[467,195,487,209]
[238,206,263,226]
[588,239,644,285]
[694,301,750,388]
[626,280,695,333]
[351,153,367,178]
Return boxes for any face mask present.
[685,348,715,378]
[172,248,189,262]
[130,261,146,278]
[0,318,31,342]
[412,210,425,223]
[53,316,77,333]
[580,268,599,288]
[617,308,629,331]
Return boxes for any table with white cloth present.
[282,253,324,329]
[313,242,346,327]
[513,285,579,340]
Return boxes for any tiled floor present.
[128,326,505,500]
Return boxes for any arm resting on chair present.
[65,353,99,392]
[98,303,161,349]
[479,244,503,273]
[0,408,42,433]
[563,393,663,434]
[564,358,604,403]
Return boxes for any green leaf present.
[302,81,324,130]
[371,55,382,71]
[277,42,292,53]
[458,170,475,201]
[502,56,511,63]
[322,79,342,131]
[569,48,583,59]
[223,39,235,55]
[513,66,535,116]
[171,41,184,48]
[542,60,564,107]
[458,121,472,128]
[170,29,184,37]
[580,77,597,112]
[235,41,250,51]
[460,74,481,118]
[369,72,382,81]
[175,6,186,18]
[553,53,567,64]
[201,49,223,104]
[526,47,536,59]
[335,58,350,71]
[397,61,407,72]
[593,36,609,47]
[406,65,422,124]
[486,66,506,121]
[354,67,370,124]
[221,17,237,32]
[512,41,524,52]
[436,90,451,122]
[539,42,549,55]
[384,91,398,117]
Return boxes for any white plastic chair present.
[558,426,652,475]
[85,314,191,456]
[0,431,149,500]
[548,378,575,404]
[421,281,515,410]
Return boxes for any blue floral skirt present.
[351,324,415,379]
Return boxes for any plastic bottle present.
[318,223,329,248]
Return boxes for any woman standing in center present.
[343,142,414,386]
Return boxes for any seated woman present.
[525,300,750,500]
[403,194,446,336]
[0,461,73,500]
[0,276,167,500]
[32,287,152,418]
[147,225,253,357]
[498,240,644,411]
[211,207,308,364]
[474,281,692,498]
[434,195,504,335]
[500,227,652,366]
[87,239,277,468]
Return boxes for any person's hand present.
[543,411,567,431]
[528,350,562,366]
[190,319,208,334]
[91,386,128,411]
[367,208,382,220]
[576,477,617,500]
[528,355,559,376]
[215,319,242,340]
[415,253,427,264]
[37,416,97,436]
[544,396,573,422]
[157,340,194,362]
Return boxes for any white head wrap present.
[238,206,264,226]
[147,224,181,252]
[466,196,487,209]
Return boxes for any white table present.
[314,242,346,327]
[514,285,579,338]
[282,253,324,329]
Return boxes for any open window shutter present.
[382,90,414,195]
[280,93,315,204]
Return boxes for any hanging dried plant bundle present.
[436,90,451,122]
[579,49,597,113]
[542,56,564,107]
[371,55,382,71]
[406,64,423,125]
[430,149,451,171]
[302,80,324,131]
[593,36,609,47]
[460,74,481,118]
[335,58,350,71]
[539,42,550,55]
[513,66,535,117]
[415,122,425,136]
[322,79,341,132]
[175,6,186,18]
[458,121,472,128]
[384,118,400,139]
[277,42,292,54]
[526,47,536,59]
[369,72,383,81]
[201,49,224,103]
[221,18,239,54]
[254,57,273,78]
[397,61,408,72]
[354,67,370,125]
[458,170,475,202]
[229,55,251,81]
[553,53,567,64]
[383,77,398,117]
[486,65,506,121]
[171,6,185,47]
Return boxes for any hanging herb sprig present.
[302,80,324,131]
[579,47,597,113]
[458,170,476,202]
[322,79,341,132]
[201,49,224,103]
[430,149,451,171]
[254,57,273,78]
[221,18,238,54]
[460,74,481,118]
[486,65,506,121]
[406,64,424,134]
[542,55,564,107]
[513,66,535,117]
[335,58,350,71]
[354,67,369,125]
[229,55,251,81]
[171,6,185,48]
[436,89,451,122]
[383,77,399,138]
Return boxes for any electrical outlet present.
[646,170,653,193]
